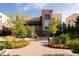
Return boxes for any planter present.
[48,43,70,49]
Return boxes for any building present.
[0,12,11,30]
[0,12,9,23]
[65,13,79,28]
[16,10,61,36]
[63,13,79,33]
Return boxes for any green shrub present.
[0,30,3,35]
[52,37,59,44]
[59,34,70,40]
[4,36,19,41]
[58,39,66,44]
[50,34,54,37]
[59,34,70,44]
[8,40,30,49]
[66,38,79,54]
[71,43,79,54]
[0,42,6,50]
[3,36,19,49]
[52,37,66,44]
[52,34,70,44]
[66,38,79,45]
[26,25,36,38]
[0,36,31,49]
[0,46,4,50]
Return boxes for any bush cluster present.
[71,43,79,54]
[0,42,6,50]
[0,36,30,50]
[5,40,30,49]
[51,33,79,54]
[52,33,70,44]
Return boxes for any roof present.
[66,13,79,19]
[0,12,9,23]
[17,16,40,22]
[0,23,10,30]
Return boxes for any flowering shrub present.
[7,40,30,49]
[0,36,31,49]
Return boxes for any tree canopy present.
[49,18,61,36]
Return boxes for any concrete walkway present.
[2,38,77,56]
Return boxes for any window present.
[44,15,51,31]
[45,27,49,31]
[44,20,50,27]
[45,15,50,20]
[69,20,71,22]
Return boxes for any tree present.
[26,25,36,38]
[75,16,79,33]
[49,18,61,37]
[10,12,36,38]
[11,15,28,38]
[30,26,36,38]
[6,16,15,28]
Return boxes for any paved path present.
[2,38,76,56]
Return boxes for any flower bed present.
[0,36,31,50]
[48,43,70,49]
[6,40,31,49]
[48,34,71,49]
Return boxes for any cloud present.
[15,3,48,12]
[30,3,48,9]
[23,5,30,11]
[23,3,48,11]
[15,3,79,22]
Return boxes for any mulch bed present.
[48,43,70,49]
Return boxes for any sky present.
[0,3,79,22]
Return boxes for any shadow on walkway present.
[40,41,50,48]
[33,37,48,41]
[42,53,73,56]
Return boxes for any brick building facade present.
[16,10,61,36]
